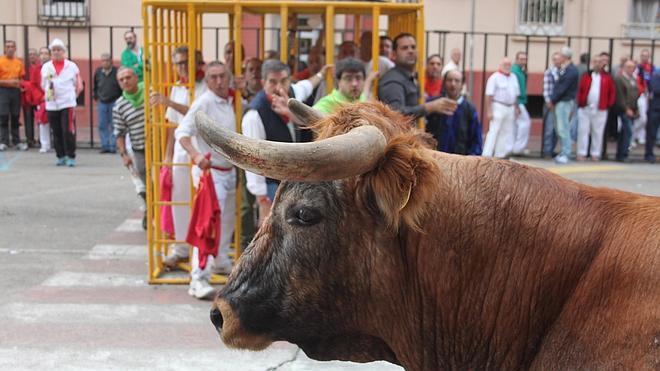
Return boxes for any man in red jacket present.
[576,54,616,161]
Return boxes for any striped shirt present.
[113,96,145,150]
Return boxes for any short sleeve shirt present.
[485,71,520,106]
[0,56,25,80]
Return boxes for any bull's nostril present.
[210,307,224,331]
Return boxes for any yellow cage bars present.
[141,0,424,284]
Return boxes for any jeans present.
[267,181,279,202]
[555,100,574,158]
[644,109,659,160]
[616,114,633,161]
[542,106,557,156]
[97,101,116,151]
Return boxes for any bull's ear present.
[355,134,438,232]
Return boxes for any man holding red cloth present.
[175,61,237,300]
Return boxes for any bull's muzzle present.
[210,305,224,333]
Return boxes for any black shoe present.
[99,149,110,154]
[644,156,656,164]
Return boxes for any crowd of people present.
[1,30,658,299]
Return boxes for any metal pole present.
[109,26,114,60]
[468,0,476,98]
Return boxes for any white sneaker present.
[211,260,234,276]
[0,144,7,151]
[16,143,28,151]
[554,155,569,165]
[39,148,48,154]
[162,246,189,268]
[188,278,215,300]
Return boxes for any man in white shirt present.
[242,59,317,213]
[174,61,236,300]
[441,48,461,78]
[482,57,520,158]
[151,46,208,269]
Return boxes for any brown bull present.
[196,100,660,370]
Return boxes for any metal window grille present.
[517,0,564,36]
[38,0,90,26]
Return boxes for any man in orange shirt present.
[0,40,26,151]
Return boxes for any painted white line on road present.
[0,247,88,255]
[115,218,144,232]
[0,303,207,324]
[0,346,403,371]
[42,272,147,287]
[85,244,146,260]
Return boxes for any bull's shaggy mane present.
[311,102,440,232]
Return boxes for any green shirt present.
[313,89,366,114]
[511,64,527,105]
[121,47,144,82]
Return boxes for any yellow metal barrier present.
[141,0,424,284]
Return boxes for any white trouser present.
[190,166,236,281]
[512,103,530,154]
[39,123,50,150]
[633,93,648,143]
[577,107,608,158]
[483,102,515,158]
[170,140,191,255]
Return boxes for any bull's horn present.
[287,98,325,126]
[195,111,386,181]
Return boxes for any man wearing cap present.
[549,46,579,164]
[41,38,83,166]
[0,40,27,151]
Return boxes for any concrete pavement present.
[0,148,659,370]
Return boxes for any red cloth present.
[185,168,220,269]
[425,78,442,99]
[576,71,616,110]
[159,166,175,236]
[293,68,311,81]
[21,62,44,106]
[53,60,65,75]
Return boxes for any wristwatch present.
[315,72,323,79]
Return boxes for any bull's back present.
[531,192,660,370]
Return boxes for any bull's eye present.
[287,207,321,226]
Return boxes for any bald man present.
[482,57,520,158]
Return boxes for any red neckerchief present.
[266,93,290,123]
[498,69,510,77]
[53,60,65,75]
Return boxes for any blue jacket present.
[551,63,579,104]
[426,96,482,155]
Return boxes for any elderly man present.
[121,30,143,82]
[542,52,561,158]
[0,40,26,151]
[93,53,122,153]
[511,51,530,155]
[151,46,209,267]
[576,54,616,161]
[113,67,147,227]
[482,57,520,158]
[378,33,456,120]
[426,69,482,155]
[175,61,238,299]
[313,58,376,114]
[614,60,640,163]
[242,59,321,203]
[441,48,461,77]
[550,46,579,164]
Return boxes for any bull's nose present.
[210,307,224,332]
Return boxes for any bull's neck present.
[378,157,613,370]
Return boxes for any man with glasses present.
[151,46,208,269]
[313,58,377,114]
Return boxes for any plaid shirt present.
[543,66,558,103]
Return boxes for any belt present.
[493,100,515,107]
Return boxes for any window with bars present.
[38,0,90,26]
[517,0,565,36]
[623,0,659,38]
